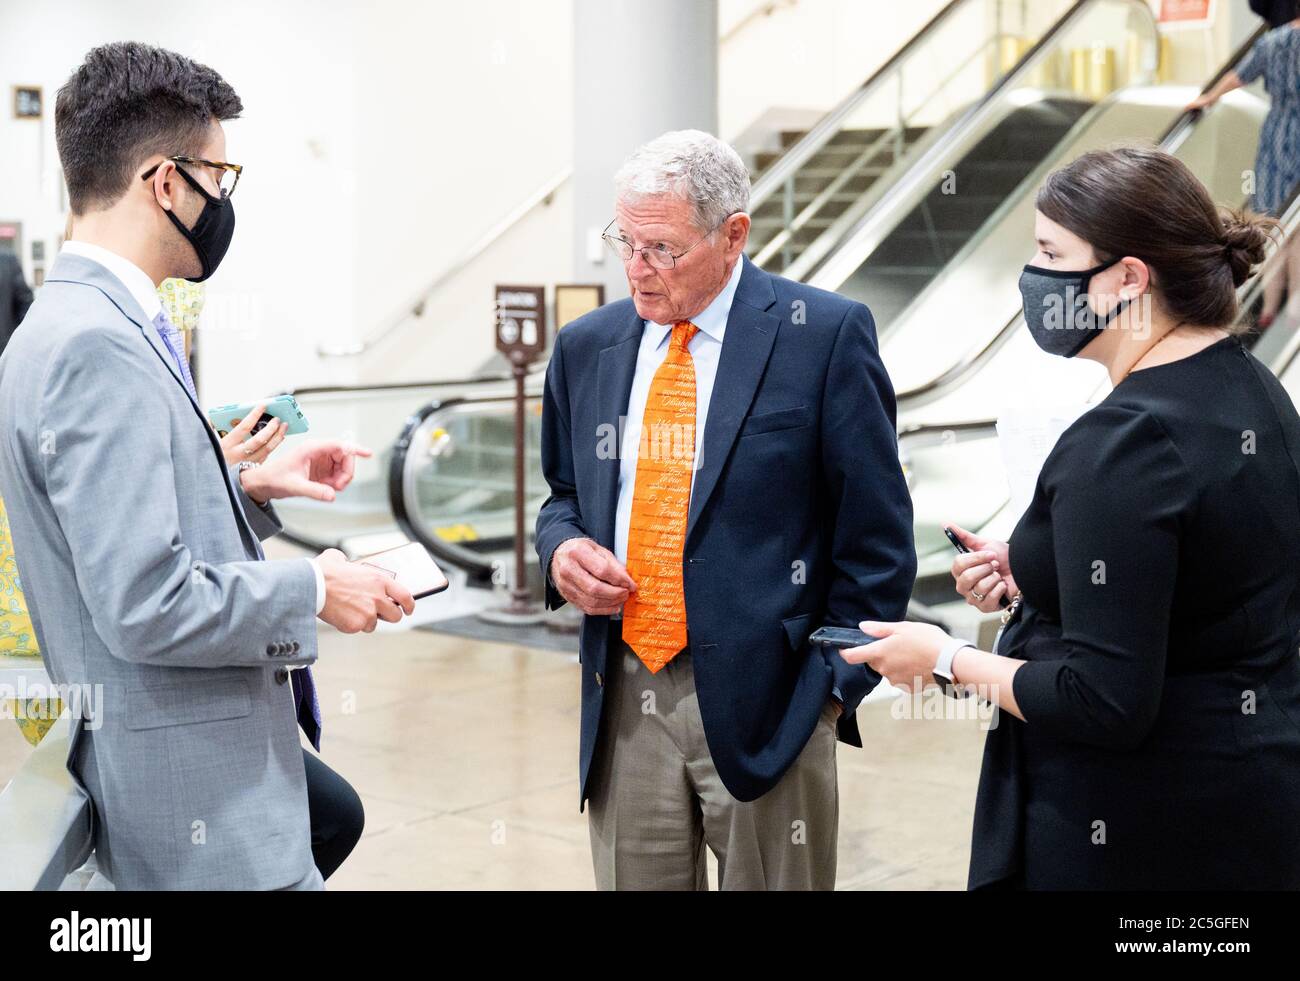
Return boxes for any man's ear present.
[148,159,178,212]
[725,213,751,257]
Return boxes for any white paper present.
[996,405,1089,521]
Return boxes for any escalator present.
[805,0,1177,350]
[271,372,544,588]
[749,0,1156,317]
[747,0,1088,276]
[862,24,1269,424]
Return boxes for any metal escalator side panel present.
[389,395,546,586]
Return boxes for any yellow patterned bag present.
[0,497,61,745]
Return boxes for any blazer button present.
[266,643,277,657]
[290,641,300,654]
[274,667,290,685]
[595,672,604,687]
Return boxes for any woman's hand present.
[1185,93,1215,113]
[947,522,1018,613]
[219,403,287,467]
[842,620,950,693]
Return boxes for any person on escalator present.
[1250,0,1298,30]
[1188,3,1300,327]
[842,145,1300,889]
[0,42,415,890]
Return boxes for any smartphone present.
[808,626,877,650]
[944,526,1010,608]
[208,394,309,439]
[943,526,971,554]
[355,541,449,600]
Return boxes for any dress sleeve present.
[1011,404,1196,750]
[1235,33,1269,85]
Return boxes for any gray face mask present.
[1018,255,1131,358]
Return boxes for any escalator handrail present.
[1243,187,1300,378]
[751,28,1012,267]
[748,0,970,210]
[802,0,1159,287]
[286,369,544,399]
[900,418,998,440]
[388,393,542,584]
[316,167,571,359]
[1157,24,1268,154]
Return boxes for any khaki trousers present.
[587,640,839,890]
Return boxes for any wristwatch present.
[933,636,974,697]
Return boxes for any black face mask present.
[164,166,236,282]
[1018,255,1131,358]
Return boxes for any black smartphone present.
[808,626,877,649]
[943,526,970,554]
[944,526,1009,608]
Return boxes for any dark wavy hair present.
[56,42,242,215]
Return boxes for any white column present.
[572,0,719,301]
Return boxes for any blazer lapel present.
[593,307,644,550]
[46,255,261,556]
[685,259,780,546]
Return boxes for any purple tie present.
[292,668,323,752]
[152,309,198,400]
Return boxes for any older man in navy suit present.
[536,130,915,890]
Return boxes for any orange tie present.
[622,321,699,672]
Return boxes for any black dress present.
[970,335,1300,889]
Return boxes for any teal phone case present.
[207,395,309,438]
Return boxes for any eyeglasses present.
[141,155,243,198]
[602,215,734,270]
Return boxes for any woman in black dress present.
[845,145,1300,889]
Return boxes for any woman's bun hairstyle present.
[1220,209,1275,288]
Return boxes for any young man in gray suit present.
[0,42,415,890]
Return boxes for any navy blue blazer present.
[536,257,916,806]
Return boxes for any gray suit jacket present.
[0,253,322,890]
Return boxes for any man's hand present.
[550,538,636,615]
[218,402,287,467]
[315,548,415,633]
[240,440,372,505]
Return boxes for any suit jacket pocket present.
[125,677,253,730]
[740,405,811,438]
[781,612,814,652]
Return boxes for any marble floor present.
[0,607,991,891]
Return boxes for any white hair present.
[614,129,751,232]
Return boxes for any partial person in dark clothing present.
[844,146,1300,890]
[1251,0,1297,30]
[0,252,34,357]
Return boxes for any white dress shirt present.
[614,256,745,565]
[61,240,162,321]
[59,240,327,614]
